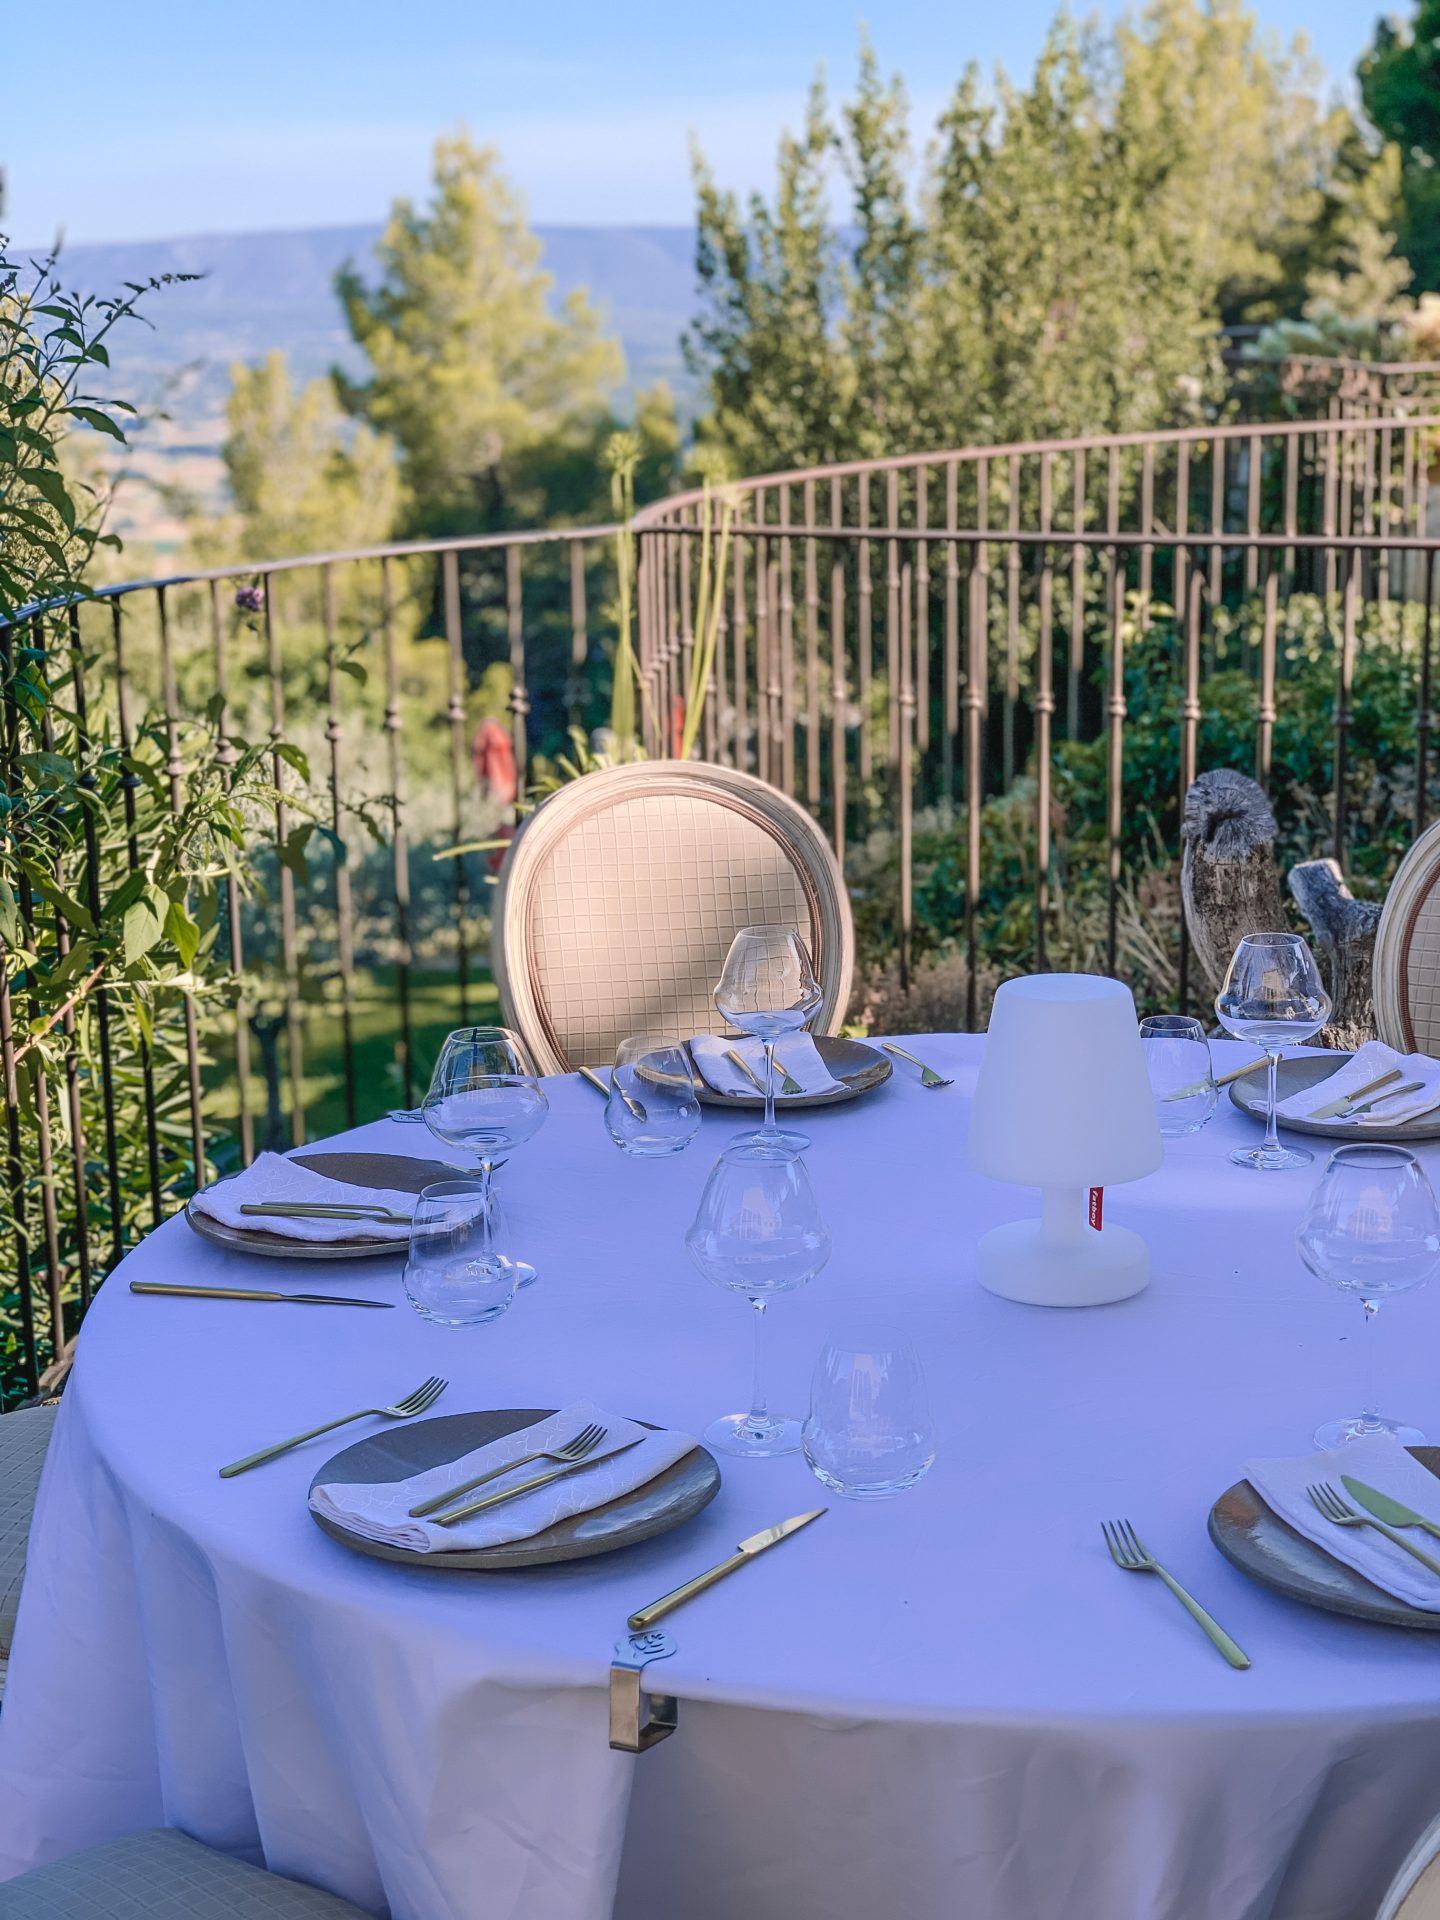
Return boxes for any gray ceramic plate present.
[1209,1446,1440,1629]
[184,1151,461,1262]
[1229,1055,1440,1142]
[308,1408,721,1570]
[689,1034,892,1111]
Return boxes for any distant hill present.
[27,223,699,553]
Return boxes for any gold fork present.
[219,1375,447,1477]
[409,1420,609,1517]
[1102,1520,1250,1667]
[1307,1482,1440,1575]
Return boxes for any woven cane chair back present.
[1375,819,1440,1056]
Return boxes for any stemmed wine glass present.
[714,926,823,1157]
[1297,1143,1440,1448]
[1215,932,1331,1171]
[420,1026,548,1290]
[685,1142,831,1457]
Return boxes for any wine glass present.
[1139,1013,1217,1136]
[604,1035,702,1156]
[1215,932,1331,1171]
[713,926,823,1157]
[1298,1143,1440,1448]
[684,1143,831,1457]
[802,1340,936,1499]
[421,1027,547,1290]
[402,1179,519,1326]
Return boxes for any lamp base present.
[976,1217,1150,1307]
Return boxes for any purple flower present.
[234,584,266,614]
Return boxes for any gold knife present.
[724,1047,769,1095]
[627,1508,827,1630]
[578,1064,648,1124]
[1164,1057,1267,1102]
[129,1281,393,1308]
[1309,1067,1403,1121]
[771,1053,805,1096]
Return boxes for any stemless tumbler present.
[1139,1014,1217,1136]
[802,1341,936,1499]
[604,1036,702,1156]
[402,1179,519,1327]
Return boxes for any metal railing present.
[6,373,1440,1392]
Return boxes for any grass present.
[203,965,501,1154]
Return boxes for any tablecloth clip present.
[609,1630,679,1752]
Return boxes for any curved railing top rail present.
[634,407,1440,531]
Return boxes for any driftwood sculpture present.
[1180,772,1285,995]
[1180,770,1379,1049]
[1287,859,1381,1052]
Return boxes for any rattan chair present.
[1374,818,1440,1056]
[492,761,854,1075]
[0,1830,370,1917]
[0,1404,57,1703]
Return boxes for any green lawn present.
[203,966,501,1151]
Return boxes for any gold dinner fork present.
[409,1420,609,1517]
[1307,1482,1440,1576]
[1101,1520,1251,1668]
[218,1375,448,1478]
[881,1042,954,1089]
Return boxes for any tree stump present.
[1180,771,1286,995]
[1288,858,1381,1052]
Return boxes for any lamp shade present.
[965,973,1162,1189]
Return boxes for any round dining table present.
[5,1033,1440,1920]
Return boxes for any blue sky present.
[8,0,1386,244]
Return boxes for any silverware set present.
[219,1375,448,1477]
[1306,1480,1440,1575]
[409,1421,640,1527]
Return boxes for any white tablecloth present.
[6,1036,1440,1920]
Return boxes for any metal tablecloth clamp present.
[608,1629,679,1751]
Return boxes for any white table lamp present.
[965,973,1163,1306]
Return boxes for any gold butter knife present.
[771,1053,805,1096]
[433,1434,646,1525]
[1164,1057,1267,1102]
[627,1508,827,1630]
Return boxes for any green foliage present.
[0,241,303,1401]
[686,3,1370,475]
[1360,0,1440,295]
[197,350,404,565]
[336,133,679,534]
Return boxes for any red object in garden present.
[473,719,518,805]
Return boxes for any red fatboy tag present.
[1088,1187,1104,1231]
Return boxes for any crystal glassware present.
[604,1035,702,1156]
[1214,931,1331,1171]
[802,1340,936,1498]
[1139,1013,1217,1136]
[402,1179,519,1326]
[713,925,823,1157]
[420,1027,547,1288]
[684,1142,831,1457]
[1297,1143,1440,1447]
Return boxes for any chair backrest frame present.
[1374,818,1440,1056]
[491,761,854,1075]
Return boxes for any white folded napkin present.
[191,1151,416,1244]
[1274,1039,1440,1127]
[1245,1433,1440,1609]
[690,1033,838,1097]
[309,1400,698,1553]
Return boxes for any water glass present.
[1215,931,1331,1172]
[1297,1143,1440,1447]
[1139,1014,1216,1136]
[685,1142,831,1457]
[402,1179,519,1327]
[802,1342,935,1499]
[714,925,823,1157]
[605,1036,701,1156]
